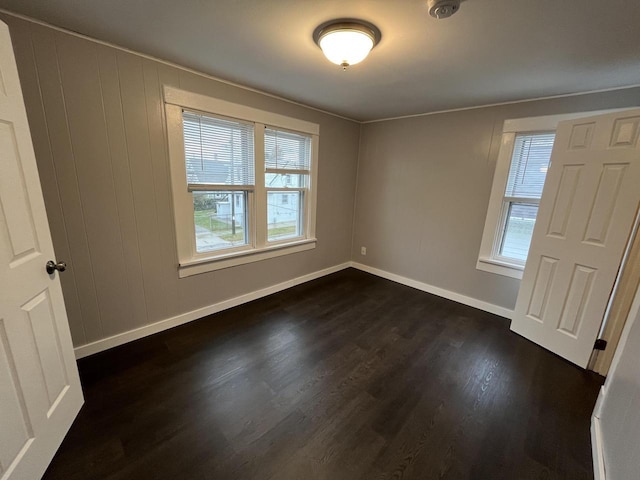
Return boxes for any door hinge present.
[594,339,607,351]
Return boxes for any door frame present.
[590,205,640,374]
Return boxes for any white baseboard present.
[74,262,351,359]
[593,386,606,419]
[75,261,514,359]
[350,262,514,320]
[591,414,606,480]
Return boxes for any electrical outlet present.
[361,246,367,255]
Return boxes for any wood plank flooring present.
[43,269,603,480]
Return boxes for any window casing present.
[165,87,319,277]
[477,110,618,279]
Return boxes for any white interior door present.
[0,21,83,479]
[511,108,640,368]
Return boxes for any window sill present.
[178,238,317,278]
[476,257,524,280]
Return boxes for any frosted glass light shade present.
[317,23,377,67]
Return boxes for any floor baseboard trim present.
[74,262,351,359]
[350,262,514,320]
[591,415,606,480]
[74,261,513,358]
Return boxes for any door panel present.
[0,120,39,263]
[0,319,33,474]
[511,109,640,368]
[526,256,558,321]
[23,291,69,410]
[547,165,582,238]
[583,164,626,245]
[557,264,596,336]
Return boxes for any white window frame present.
[164,86,319,278]
[477,110,620,279]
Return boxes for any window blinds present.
[505,133,556,199]
[264,128,311,172]
[182,110,255,186]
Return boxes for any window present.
[498,132,555,262]
[477,111,616,279]
[265,128,311,242]
[165,87,319,277]
[183,111,254,254]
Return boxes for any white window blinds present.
[505,133,556,199]
[264,128,311,172]
[182,110,255,187]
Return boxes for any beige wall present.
[3,14,361,348]
[6,11,640,350]
[597,285,640,480]
[352,87,640,310]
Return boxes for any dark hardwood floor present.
[44,268,603,480]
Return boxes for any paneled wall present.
[353,87,640,310]
[3,14,361,348]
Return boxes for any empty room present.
[1,1,639,479]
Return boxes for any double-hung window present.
[165,87,319,277]
[496,132,555,263]
[477,111,614,279]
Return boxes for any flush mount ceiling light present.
[313,20,381,69]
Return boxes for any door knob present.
[46,260,67,275]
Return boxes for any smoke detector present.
[427,0,461,19]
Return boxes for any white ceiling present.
[1,0,639,121]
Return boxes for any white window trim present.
[164,86,319,278]
[477,109,622,279]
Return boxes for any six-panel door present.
[0,20,83,480]
[511,109,640,368]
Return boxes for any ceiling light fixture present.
[313,20,381,69]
